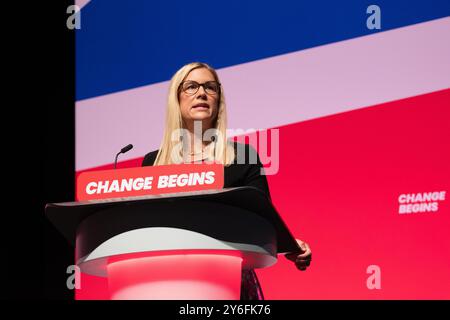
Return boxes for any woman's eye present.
[206,84,218,92]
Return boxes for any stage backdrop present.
[74,0,450,299]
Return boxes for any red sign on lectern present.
[76,164,224,201]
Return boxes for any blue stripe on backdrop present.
[76,0,450,100]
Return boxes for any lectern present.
[45,186,300,299]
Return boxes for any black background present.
[41,0,75,299]
[5,0,74,300]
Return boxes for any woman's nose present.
[196,86,207,99]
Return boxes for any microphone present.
[211,134,217,160]
[114,144,133,169]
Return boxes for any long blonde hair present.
[153,62,235,166]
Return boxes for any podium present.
[45,186,300,300]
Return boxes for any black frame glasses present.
[179,80,221,96]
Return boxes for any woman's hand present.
[285,239,312,271]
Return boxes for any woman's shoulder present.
[142,149,159,166]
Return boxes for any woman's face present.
[179,68,219,130]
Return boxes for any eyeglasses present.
[179,80,221,96]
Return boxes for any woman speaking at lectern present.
[142,62,311,300]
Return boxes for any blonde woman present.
[142,62,312,300]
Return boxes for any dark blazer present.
[142,142,271,200]
[141,141,270,300]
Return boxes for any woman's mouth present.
[192,103,210,110]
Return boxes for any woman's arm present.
[241,144,312,271]
[240,143,271,200]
